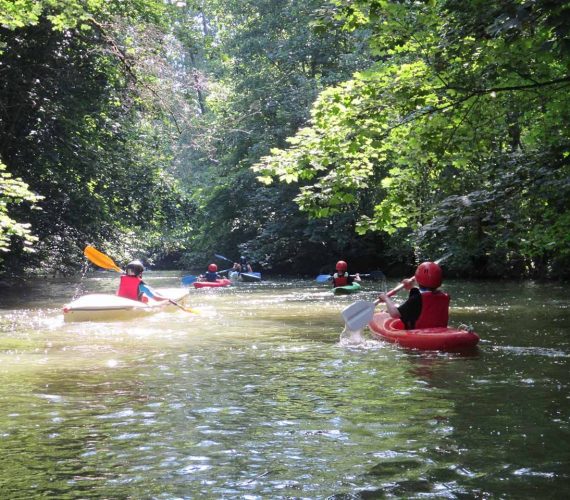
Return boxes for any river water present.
[0,273,568,498]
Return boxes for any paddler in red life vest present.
[117,260,169,303]
[378,261,449,329]
[332,260,361,288]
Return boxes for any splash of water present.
[339,326,367,345]
[71,259,93,300]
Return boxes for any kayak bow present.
[333,282,361,295]
[368,312,479,351]
[63,288,190,322]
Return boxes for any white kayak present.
[62,288,190,322]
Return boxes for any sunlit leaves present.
[0,163,43,255]
[0,1,42,31]
[0,0,191,274]
[252,0,570,276]
[253,56,451,226]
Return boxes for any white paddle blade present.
[341,301,377,331]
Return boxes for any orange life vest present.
[414,291,450,328]
[332,272,349,287]
[117,275,142,301]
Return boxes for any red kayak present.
[369,312,479,351]
[193,278,231,289]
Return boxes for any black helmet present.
[126,260,144,276]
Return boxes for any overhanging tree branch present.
[360,74,570,141]
[448,75,570,95]
[88,18,182,134]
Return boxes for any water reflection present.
[0,276,569,497]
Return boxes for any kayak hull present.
[240,272,261,282]
[228,271,261,282]
[63,288,189,322]
[193,279,231,289]
[333,282,361,295]
[369,312,480,351]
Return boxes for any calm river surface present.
[0,273,568,498]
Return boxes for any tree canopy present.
[254,0,570,277]
[1,0,569,278]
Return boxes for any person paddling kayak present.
[117,260,169,303]
[201,263,221,282]
[238,255,253,273]
[377,261,449,329]
[332,260,361,288]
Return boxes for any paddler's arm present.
[139,283,169,301]
[378,278,415,319]
[378,293,401,318]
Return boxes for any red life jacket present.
[117,275,142,301]
[415,291,450,329]
[333,272,349,287]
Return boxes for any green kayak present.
[333,282,362,295]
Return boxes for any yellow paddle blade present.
[84,246,123,273]
[168,299,200,314]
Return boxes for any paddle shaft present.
[217,267,234,275]
[386,282,405,297]
[168,299,198,314]
[316,273,362,282]
[317,271,384,282]
[370,282,404,307]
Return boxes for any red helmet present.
[415,262,442,288]
[208,263,218,272]
[336,260,348,272]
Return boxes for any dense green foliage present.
[255,0,570,277]
[0,0,195,274]
[170,0,378,273]
[0,161,42,255]
[1,0,569,278]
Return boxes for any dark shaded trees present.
[173,0,378,272]
[0,1,195,275]
[3,0,570,279]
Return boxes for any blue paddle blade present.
[181,275,197,286]
[214,254,233,263]
[316,274,332,283]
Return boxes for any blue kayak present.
[240,272,262,282]
[228,271,261,282]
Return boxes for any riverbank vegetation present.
[1,0,569,279]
